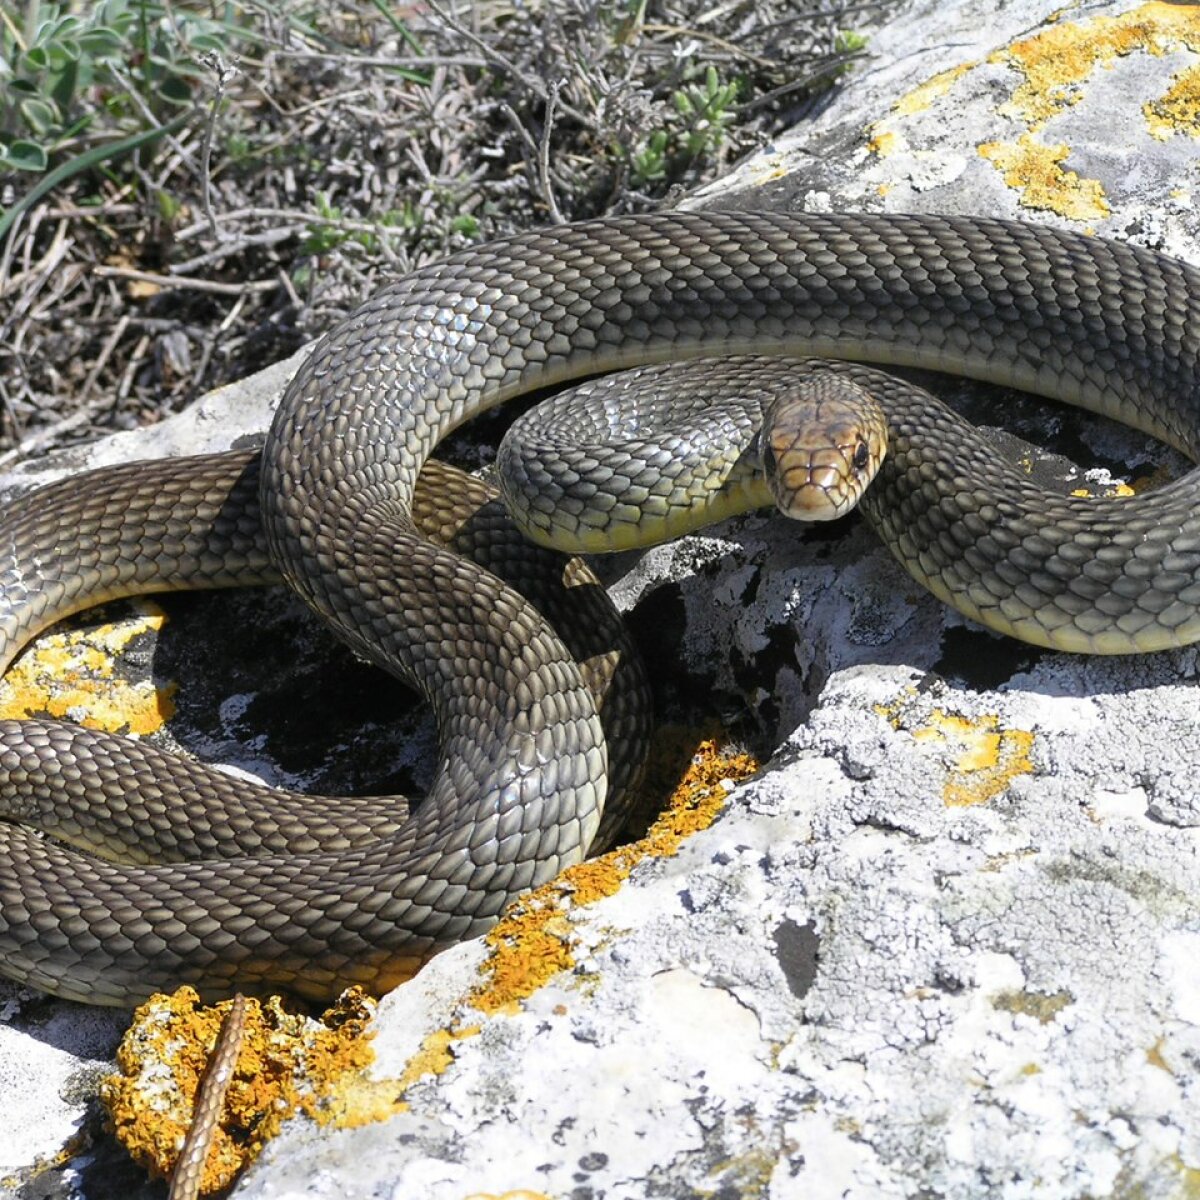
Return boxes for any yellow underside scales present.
[569,475,774,555]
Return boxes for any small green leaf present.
[47,57,80,111]
[189,32,227,52]
[21,46,49,71]
[78,27,123,54]
[46,37,81,67]
[52,15,83,39]
[157,75,193,105]
[2,140,49,171]
[155,190,182,221]
[19,96,59,135]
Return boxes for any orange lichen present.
[0,599,177,733]
[470,729,758,1015]
[866,128,897,157]
[749,157,789,185]
[993,3,1200,129]
[101,986,377,1197]
[103,732,757,1191]
[891,63,975,116]
[877,698,1035,808]
[1070,480,1137,499]
[977,134,1110,221]
[1147,1037,1173,1073]
[464,1192,553,1200]
[868,3,1200,219]
[976,3,1200,213]
[1145,61,1200,139]
[394,1024,482,1090]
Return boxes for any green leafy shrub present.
[0,0,242,172]
[630,65,740,188]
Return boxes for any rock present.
[3,0,1200,1196]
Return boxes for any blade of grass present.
[369,0,426,56]
[0,111,192,243]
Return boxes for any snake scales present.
[2,210,1199,1005]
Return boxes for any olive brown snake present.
[2,210,1199,1005]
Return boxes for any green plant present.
[834,29,869,55]
[302,193,484,257]
[0,0,244,173]
[302,194,424,256]
[302,191,350,254]
[630,65,739,188]
[674,64,739,159]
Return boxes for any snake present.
[1,210,1199,1006]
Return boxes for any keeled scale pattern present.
[0,210,1198,1002]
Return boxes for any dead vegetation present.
[0,0,898,465]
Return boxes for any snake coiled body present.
[2,211,1199,1004]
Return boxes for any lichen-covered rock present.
[232,1,1200,1197]
[3,0,1200,1197]
[699,0,1200,253]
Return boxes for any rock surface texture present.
[4,0,1200,1197]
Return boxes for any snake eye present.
[852,439,870,473]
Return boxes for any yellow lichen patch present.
[393,1024,482,1093]
[978,133,1110,221]
[1147,1036,1173,1072]
[101,986,378,1197]
[706,1143,784,1196]
[0,599,177,734]
[992,2,1200,129]
[464,1192,552,1200]
[867,4,1200,217]
[891,62,976,116]
[1145,61,1200,138]
[1171,1157,1200,1198]
[878,699,1035,808]
[867,128,898,157]
[992,987,1073,1024]
[972,3,1200,215]
[1070,479,1137,498]
[749,156,789,185]
[469,731,758,1015]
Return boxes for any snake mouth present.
[774,473,862,521]
[768,442,879,522]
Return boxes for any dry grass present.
[0,0,898,465]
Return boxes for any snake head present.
[761,373,888,522]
